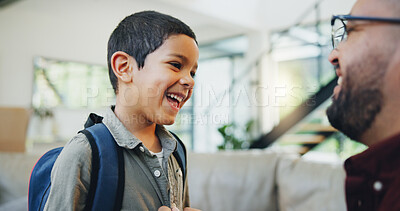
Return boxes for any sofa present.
[0,149,346,211]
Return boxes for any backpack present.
[28,113,187,211]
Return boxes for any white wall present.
[0,1,111,106]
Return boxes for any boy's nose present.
[180,74,195,89]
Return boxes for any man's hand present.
[158,206,201,211]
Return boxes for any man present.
[327,0,400,210]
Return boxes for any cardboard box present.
[0,107,30,152]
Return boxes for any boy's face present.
[126,34,199,125]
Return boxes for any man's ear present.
[111,51,137,83]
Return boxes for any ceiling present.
[0,0,355,44]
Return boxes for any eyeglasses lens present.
[332,19,346,48]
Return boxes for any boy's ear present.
[111,51,137,83]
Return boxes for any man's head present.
[107,11,197,94]
[327,0,400,145]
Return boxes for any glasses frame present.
[331,15,400,48]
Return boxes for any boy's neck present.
[113,105,162,153]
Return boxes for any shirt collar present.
[102,106,177,153]
[156,124,178,155]
[344,132,400,176]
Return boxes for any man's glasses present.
[331,15,400,49]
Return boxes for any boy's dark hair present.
[107,10,197,94]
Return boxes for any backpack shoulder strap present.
[170,131,187,186]
[80,115,125,211]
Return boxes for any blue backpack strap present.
[28,114,124,211]
[170,132,187,189]
[80,123,125,211]
[28,147,63,211]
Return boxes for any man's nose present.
[328,49,339,67]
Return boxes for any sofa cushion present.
[0,152,41,205]
[276,156,346,211]
[187,149,291,211]
[0,197,27,211]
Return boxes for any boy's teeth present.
[167,93,183,103]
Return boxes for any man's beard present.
[326,65,385,142]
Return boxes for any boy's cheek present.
[183,89,193,105]
[118,87,140,106]
[146,86,164,96]
[143,87,165,106]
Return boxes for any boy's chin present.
[155,116,176,125]
[162,121,175,125]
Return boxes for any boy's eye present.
[190,71,196,78]
[170,62,182,69]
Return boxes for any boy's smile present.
[124,34,199,125]
[166,92,187,111]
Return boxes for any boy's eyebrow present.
[169,53,188,62]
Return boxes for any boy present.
[44,11,199,211]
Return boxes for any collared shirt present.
[344,132,400,211]
[44,107,189,211]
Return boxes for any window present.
[269,21,366,161]
[32,56,115,109]
[182,36,248,152]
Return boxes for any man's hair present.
[107,11,197,94]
